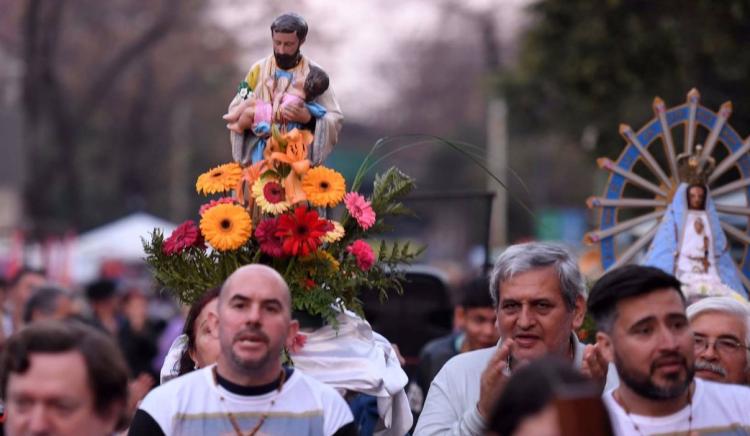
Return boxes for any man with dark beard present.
[129,265,355,435]
[588,265,750,435]
[226,13,343,166]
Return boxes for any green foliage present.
[499,0,750,157]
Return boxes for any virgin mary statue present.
[643,149,747,299]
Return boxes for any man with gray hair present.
[688,296,750,385]
[414,242,588,435]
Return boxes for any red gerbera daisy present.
[163,220,203,255]
[275,206,329,256]
[255,218,285,258]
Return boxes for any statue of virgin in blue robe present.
[643,183,747,299]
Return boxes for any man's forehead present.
[616,288,686,324]
[222,268,290,304]
[499,267,562,299]
[272,31,299,42]
[8,351,90,393]
[691,310,747,335]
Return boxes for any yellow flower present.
[252,178,291,215]
[300,250,340,273]
[321,220,345,243]
[196,163,243,195]
[200,203,252,251]
[318,250,340,271]
[301,167,346,207]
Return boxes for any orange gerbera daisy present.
[199,203,252,251]
[195,163,243,195]
[301,167,346,207]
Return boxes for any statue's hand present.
[282,102,312,124]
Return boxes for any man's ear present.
[572,295,586,330]
[595,331,614,363]
[286,319,300,348]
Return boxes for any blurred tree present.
[10,0,241,235]
[500,0,750,157]
[493,0,750,240]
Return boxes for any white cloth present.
[291,310,412,436]
[414,334,587,436]
[140,365,353,436]
[159,333,188,384]
[603,378,750,436]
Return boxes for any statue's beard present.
[274,50,301,70]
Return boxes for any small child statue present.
[223,66,330,136]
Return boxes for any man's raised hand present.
[581,343,609,389]
[477,338,514,419]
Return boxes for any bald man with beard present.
[131,265,355,435]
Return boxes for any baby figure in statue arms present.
[223,65,329,135]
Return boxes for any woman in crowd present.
[161,287,221,382]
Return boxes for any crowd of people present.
[4,7,749,436]
[0,241,748,435]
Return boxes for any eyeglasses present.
[693,335,750,355]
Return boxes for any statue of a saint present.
[225,13,343,166]
[643,150,747,299]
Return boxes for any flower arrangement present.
[144,127,422,323]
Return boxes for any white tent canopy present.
[71,212,177,283]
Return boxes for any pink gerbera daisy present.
[344,192,376,230]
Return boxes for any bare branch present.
[76,0,182,122]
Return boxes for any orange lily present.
[269,128,313,204]
[235,161,267,208]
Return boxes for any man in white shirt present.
[588,265,750,435]
[415,242,589,435]
[130,264,354,435]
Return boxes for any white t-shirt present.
[138,365,353,436]
[603,378,750,435]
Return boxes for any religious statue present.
[224,13,343,166]
[643,147,746,299]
